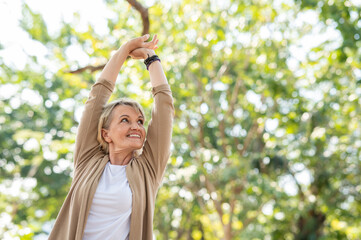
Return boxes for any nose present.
[130,121,140,130]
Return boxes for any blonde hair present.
[97,98,145,154]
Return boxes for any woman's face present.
[103,105,146,152]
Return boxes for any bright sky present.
[0,0,113,70]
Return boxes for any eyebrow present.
[119,114,144,119]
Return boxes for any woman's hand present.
[124,34,159,54]
[129,48,156,60]
[99,34,158,82]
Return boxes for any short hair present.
[97,98,145,154]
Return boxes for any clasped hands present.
[125,34,158,60]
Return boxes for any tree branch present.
[208,63,229,154]
[224,197,236,240]
[238,200,267,233]
[204,176,224,226]
[193,71,207,148]
[66,64,106,74]
[227,78,242,117]
[287,165,306,202]
[219,119,228,154]
[226,58,249,118]
[185,115,198,150]
[237,121,259,156]
[68,0,150,74]
[194,193,221,238]
[126,0,149,35]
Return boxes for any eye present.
[138,119,144,125]
[121,118,129,123]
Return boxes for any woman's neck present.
[108,149,133,165]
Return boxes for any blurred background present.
[0,0,361,239]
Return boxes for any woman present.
[49,34,174,240]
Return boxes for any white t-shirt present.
[83,162,132,240]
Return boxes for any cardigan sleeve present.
[141,84,174,185]
[73,78,115,168]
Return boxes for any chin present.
[133,143,143,149]
[131,144,142,150]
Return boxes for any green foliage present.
[1,0,360,239]
[20,4,51,44]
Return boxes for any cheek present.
[110,124,127,136]
[141,127,146,137]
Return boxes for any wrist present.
[144,54,160,70]
[146,49,156,58]
[120,42,132,55]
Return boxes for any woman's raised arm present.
[73,35,159,167]
[130,46,174,184]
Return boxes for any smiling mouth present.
[127,134,141,138]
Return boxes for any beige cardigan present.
[49,78,174,240]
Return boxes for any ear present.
[102,129,112,143]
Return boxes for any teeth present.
[129,134,140,138]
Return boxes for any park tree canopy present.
[0,0,360,239]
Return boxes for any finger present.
[152,34,158,44]
[143,34,150,41]
[146,38,159,49]
[149,45,157,50]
